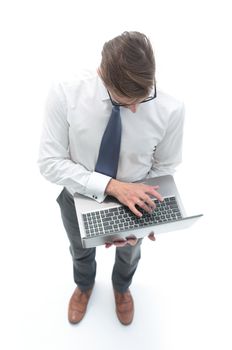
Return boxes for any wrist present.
[105,178,119,196]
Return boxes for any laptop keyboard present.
[82,196,183,238]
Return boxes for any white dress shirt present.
[38,70,185,202]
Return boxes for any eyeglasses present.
[107,84,157,107]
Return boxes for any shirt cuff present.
[85,171,112,203]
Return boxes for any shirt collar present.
[98,75,110,101]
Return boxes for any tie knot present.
[113,105,120,112]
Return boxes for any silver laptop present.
[74,175,203,248]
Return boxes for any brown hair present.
[99,31,155,99]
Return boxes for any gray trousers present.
[56,188,142,293]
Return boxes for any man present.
[38,31,184,325]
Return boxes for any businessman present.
[38,31,184,325]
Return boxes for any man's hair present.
[99,31,155,99]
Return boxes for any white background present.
[0,0,231,349]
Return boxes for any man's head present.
[98,31,156,111]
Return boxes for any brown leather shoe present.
[114,288,134,325]
[68,287,93,324]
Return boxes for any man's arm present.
[148,102,185,178]
[38,82,111,202]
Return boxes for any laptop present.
[74,175,203,248]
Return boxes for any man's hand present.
[105,179,163,217]
[105,232,156,248]
[104,179,161,248]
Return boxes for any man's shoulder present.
[50,69,99,105]
[156,89,184,113]
[58,69,98,90]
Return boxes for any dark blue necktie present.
[95,106,121,178]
